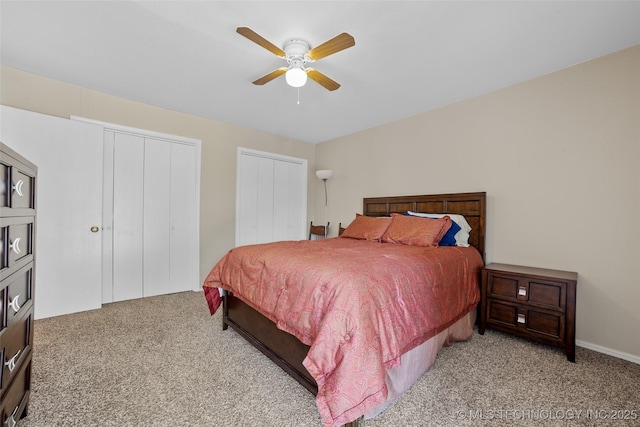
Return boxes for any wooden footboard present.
[223,290,366,426]
[222,290,317,394]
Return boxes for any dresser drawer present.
[487,271,567,311]
[8,168,35,211]
[0,148,36,214]
[1,263,34,332]
[0,217,34,281]
[6,222,32,268]
[0,311,33,395]
[486,299,566,345]
[0,356,30,427]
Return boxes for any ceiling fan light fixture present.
[237,28,354,91]
[285,67,307,88]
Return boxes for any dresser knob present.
[518,286,527,296]
[9,237,21,255]
[8,295,21,313]
[5,349,21,373]
[517,313,526,324]
[11,179,24,197]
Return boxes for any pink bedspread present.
[203,237,482,427]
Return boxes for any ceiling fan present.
[236,27,355,91]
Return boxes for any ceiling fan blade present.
[306,69,340,91]
[307,33,355,61]
[252,68,287,85]
[237,27,286,58]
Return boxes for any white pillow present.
[406,211,471,247]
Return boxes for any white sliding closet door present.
[255,155,276,244]
[237,148,307,247]
[88,118,201,304]
[143,138,171,297]
[169,142,196,294]
[236,153,258,246]
[274,159,304,241]
[143,139,194,297]
[237,154,273,246]
[113,133,145,301]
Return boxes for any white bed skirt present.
[365,309,477,419]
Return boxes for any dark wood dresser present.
[478,263,577,362]
[0,142,36,426]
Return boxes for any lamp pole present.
[315,169,333,236]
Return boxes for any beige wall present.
[2,45,638,361]
[0,66,317,283]
[317,45,640,360]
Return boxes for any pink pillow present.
[340,214,391,242]
[381,213,452,247]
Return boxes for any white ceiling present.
[2,1,640,144]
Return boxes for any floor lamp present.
[315,169,333,236]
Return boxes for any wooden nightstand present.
[478,263,577,362]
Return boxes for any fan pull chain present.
[297,88,301,105]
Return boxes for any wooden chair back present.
[309,221,329,239]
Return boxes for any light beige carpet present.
[17,291,639,426]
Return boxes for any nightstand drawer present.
[487,272,566,311]
[486,299,565,342]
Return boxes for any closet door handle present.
[8,295,21,313]
[12,179,24,197]
[5,349,21,373]
[9,237,21,254]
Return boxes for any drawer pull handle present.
[12,179,24,197]
[8,295,21,313]
[5,349,21,373]
[517,313,526,324]
[4,405,18,427]
[9,237,22,255]
[518,286,527,296]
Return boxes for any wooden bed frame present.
[221,192,486,424]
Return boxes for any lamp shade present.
[315,169,333,180]
[285,67,307,88]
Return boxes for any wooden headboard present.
[363,192,486,259]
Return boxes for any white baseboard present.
[577,340,640,364]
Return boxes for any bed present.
[203,192,486,427]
